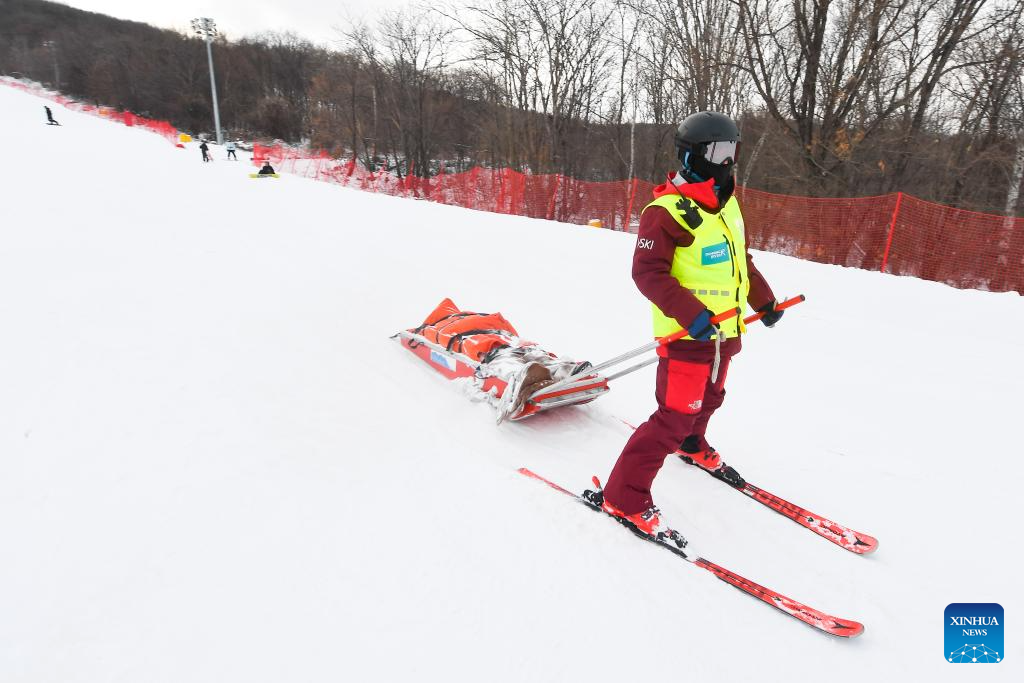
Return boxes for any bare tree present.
[735,0,924,192]
[597,1,645,179]
[450,0,616,174]
[935,1,1023,208]
[621,0,753,179]
[663,0,750,114]
[885,0,992,189]
[344,10,455,177]
[441,0,544,170]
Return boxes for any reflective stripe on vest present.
[643,193,750,339]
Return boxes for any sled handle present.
[540,296,806,399]
[656,307,741,346]
[589,307,739,374]
[743,294,806,326]
[594,295,805,376]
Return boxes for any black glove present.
[686,309,717,341]
[758,300,784,328]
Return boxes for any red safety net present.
[1,77,180,144]
[5,76,1018,293]
[254,143,1024,294]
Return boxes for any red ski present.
[739,479,878,554]
[674,449,879,555]
[518,467,864,638]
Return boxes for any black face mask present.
[680,153,736,207]
[692,156,735,187]
[680,139,739,179]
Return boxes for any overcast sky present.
[58,0,415,46]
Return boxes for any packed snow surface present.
[1,83,1021,682]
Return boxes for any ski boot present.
[583,477,689,552]
[678,436,746,489]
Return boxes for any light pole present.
[191,17,223,145]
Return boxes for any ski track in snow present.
[1,83,1021,682]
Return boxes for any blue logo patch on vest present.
[701,241,730,266]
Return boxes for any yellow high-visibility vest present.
[644,192,750,339]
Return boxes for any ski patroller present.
[612,293,877,555]
[518,468,864,638]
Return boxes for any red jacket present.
[632,174,776,355]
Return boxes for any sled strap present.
[445,328,516,353]
[711,328,724,383]
[479,344,512,365]
[411,311,486,335]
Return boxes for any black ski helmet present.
[674,111,741,185]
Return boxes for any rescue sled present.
[394,329,609,421]
[395,296,804,424]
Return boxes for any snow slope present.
[1,83,1021,682]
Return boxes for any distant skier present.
[585,111,784,542]
[226,140,238,160]
[257,161,276,176]
[44,106,59,126]
[200,140,210,162]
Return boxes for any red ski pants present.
[603,342,737,515]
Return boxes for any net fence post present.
[881,191,903,273]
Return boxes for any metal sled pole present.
[596,295,807,384]
[603,356,659,382]
[590,306,741,374]
[531,307,742,400]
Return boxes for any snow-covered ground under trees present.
[1,83,1022,682]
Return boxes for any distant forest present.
[2,0,1022,216]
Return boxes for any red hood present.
[651,172,719,211]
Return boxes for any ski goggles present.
[701,140,739,165]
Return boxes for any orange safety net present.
[253,143,1024,294]
[5,73,1017,293]
[1,78,180,144]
